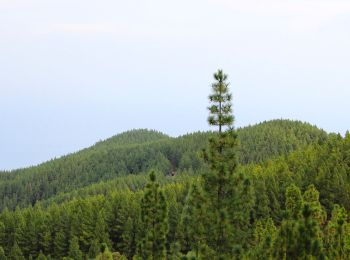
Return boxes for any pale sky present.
[1,0,350,170]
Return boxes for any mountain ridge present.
[0,119,329,210]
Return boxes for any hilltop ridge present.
[0,119,328,210]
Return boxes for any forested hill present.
[92,129,170,149]
[238,119,328,163]
[0,119,328,210]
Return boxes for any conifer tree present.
[53,229,68,258]
[207,69,234,133]
[120,217,136,259]
[25,210,41,258]
[13,209,26,254]
[105,193,129,253]
[78,201,95,252]
[231,175,255,249]
[0,246,6,260]
[166,201,180,256]
[275,185,325,259]
[88,239,101,259]
[303,184,326,226]
[9,242,25,260]
[253,177,270,220]
[296,204,324,259]
[274,185,303,259]
[96,245,113,260]
[36,251,47,260]
[0,222,5,251]
[138,171,168,260]
[112,251,128,260]
[168,242,182,260]
[180,182,206,257]
[39,230,51,256]
[94,210,111,249]
[251,218,277,259]
[285,184,303,220]
[68,236,83,260]
[202,69,239,258]
[35,205,51,254]
[324,204,350,258]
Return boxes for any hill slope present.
[238,119,328,163]
[0,119,328,210]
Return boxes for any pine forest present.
[1,70,350,260]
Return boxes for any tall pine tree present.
[202,69,239,259]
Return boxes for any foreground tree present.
[0,247,6,260]
[180,182,207,257]
[296,204,324,259]
[9,242,24,260]
[36,251,47,260]
[274,185,325,259]
[250,218,277,259]
[137,172,168,259]
[324,204,350,258]
[68,236,83,260]
[95,245,113,260]
[202,69,240,258]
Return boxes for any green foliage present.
[285,184,303,220]
[250,218,277,259]
[0,246,6,260]
[53,228,68,258]
[9,242,25,260]
[0,70,350,259]
[36,251,47,260]
[88,239,101,259]
[138,172,168,259]
[238,119,328,164]
[207,69,233,132]
[68,236,83,260]
[179,183,206,257]
[274,185,326,259]
[324,204,350,259]
[296,204,324,259]
[0,127,349,258]
[201,70,240,258]
[0,120,327,211]
[95,246,113,260]
[303,184,326,226]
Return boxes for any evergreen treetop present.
[208,69,234,133]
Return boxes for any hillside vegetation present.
[0,69,349,259]
[1,122,348,259]
[0,120,327,211]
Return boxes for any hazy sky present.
[1,0,350,170]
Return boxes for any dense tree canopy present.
[0,70,349,259]
[0,120,328,212]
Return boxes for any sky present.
[1,0,350,170]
